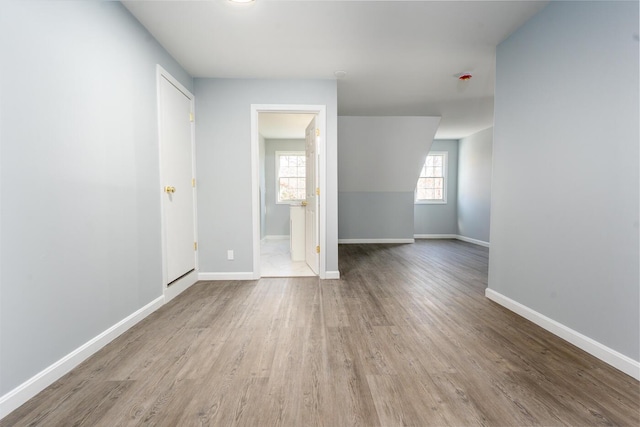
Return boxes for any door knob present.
[301,201,308,206]
[164,186,176,194]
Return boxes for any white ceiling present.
[259,113,316,139]
[123,0,548,139]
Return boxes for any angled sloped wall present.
[338,116,440,241]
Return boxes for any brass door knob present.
[164,186,176,193]
[301,201,308,206]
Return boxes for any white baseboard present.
[0,296,165,419]
[414,234,457,239]
[414,234,490,248]
[338,238,415,244]
[455,235,490,247]
[198,272,257,281]
[337,236,489,248]
[485,288,640,380]
[323,271,341,280]
[264,235,289,240]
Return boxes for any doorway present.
[258,112,315,276]
[251,105,327,279]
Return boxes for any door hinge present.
[315,128,320,137]
[189,112,194,122]
[194,242,198,251]
[316,187,320,196]
[192,178,196,187]
[316,245,320,254]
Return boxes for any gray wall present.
[414,140,459,235]
[457,128,492,242]
[338,116,440,240]
[264,139,305,237]
[194,79,338,273]
[490,0,639,361]
[0,1,192,395]
[339,192,415,240]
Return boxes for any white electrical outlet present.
[227,250,234,260]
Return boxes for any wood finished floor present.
[3,240,639,426]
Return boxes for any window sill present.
[415,200,447,205]
[276,200,306,205]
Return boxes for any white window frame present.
[275,150,306,204]
[415,151,448,204]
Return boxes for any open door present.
[305,117,319,274]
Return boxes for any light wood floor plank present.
[2,240,638,426]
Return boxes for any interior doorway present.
[258,112,315,277]
[251,105,327,279]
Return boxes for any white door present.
[305,117,319,274]
[159,75,196,284]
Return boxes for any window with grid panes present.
[415,152,447,203]
[276,151,306,203]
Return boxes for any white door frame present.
[251,104,327,279]
[156,65,199,302]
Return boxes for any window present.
[415,152,447,203]
[276,151,306,203]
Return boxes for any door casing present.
[251,104,327,279]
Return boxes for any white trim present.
[455,235,490,247]
[338,235,490,248]
[413,234,490,248]
[198,272,256,281]
[251,108,261,279]
[264,235,289,240]
[251,104,327,280]
[338,238,415,244]
[414,234,458,240]
[275,150,306,204]
[485,288,640,381]
[414,200,447,205]
[324,271,341,280]
[156,65,199,295]
[415,151,448,204]
[0,296,165,419]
